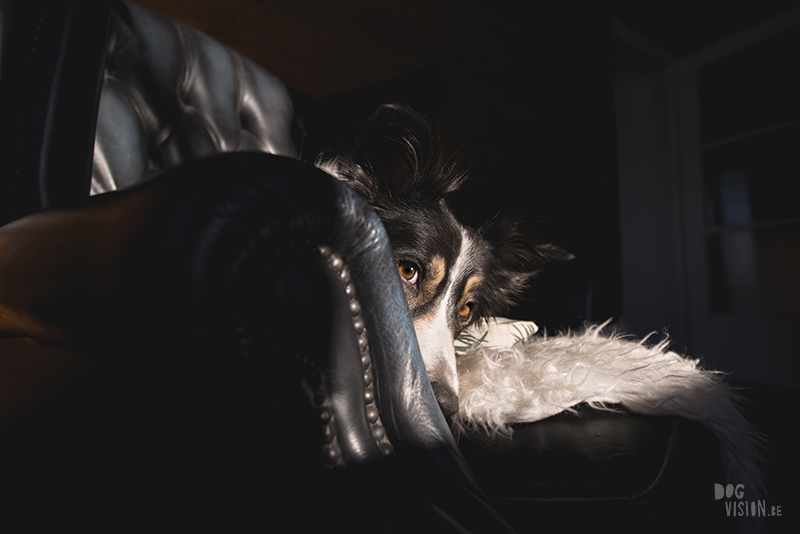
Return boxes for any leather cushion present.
[460,404,732,532]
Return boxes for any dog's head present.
[317,104,570,417]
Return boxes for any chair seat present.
[459,405,735,532]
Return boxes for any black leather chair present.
[0,1,513,531]
[0,2,749,533]
[459,405,735,533]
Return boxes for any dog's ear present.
[478,215,573,316]
[316,104,466,203]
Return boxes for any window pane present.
[703,122,800,227]
[707,223,800,315]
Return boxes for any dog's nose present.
[431,382,459,418]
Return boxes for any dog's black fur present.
[317,103,570,417]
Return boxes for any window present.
[698,25,800,316]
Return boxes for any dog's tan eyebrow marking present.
[459,274,482,305]
[422,255,446,299]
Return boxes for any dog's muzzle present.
[412,312,461,418]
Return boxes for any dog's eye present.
[458,303,472,318]
[398,261,419,284]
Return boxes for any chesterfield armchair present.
[0,1,511,531]
[0,2,746,533]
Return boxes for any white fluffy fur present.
[453,323,765,504]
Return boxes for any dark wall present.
[136,0,622,330]
[448,6,621,331]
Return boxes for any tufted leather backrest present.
[91,1,297,194]
[0,2,519,531]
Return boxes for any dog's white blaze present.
[413,228,477,407]
[414,305,458,393]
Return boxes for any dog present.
[316,104,570,418]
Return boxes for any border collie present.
[317,104,570,417]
